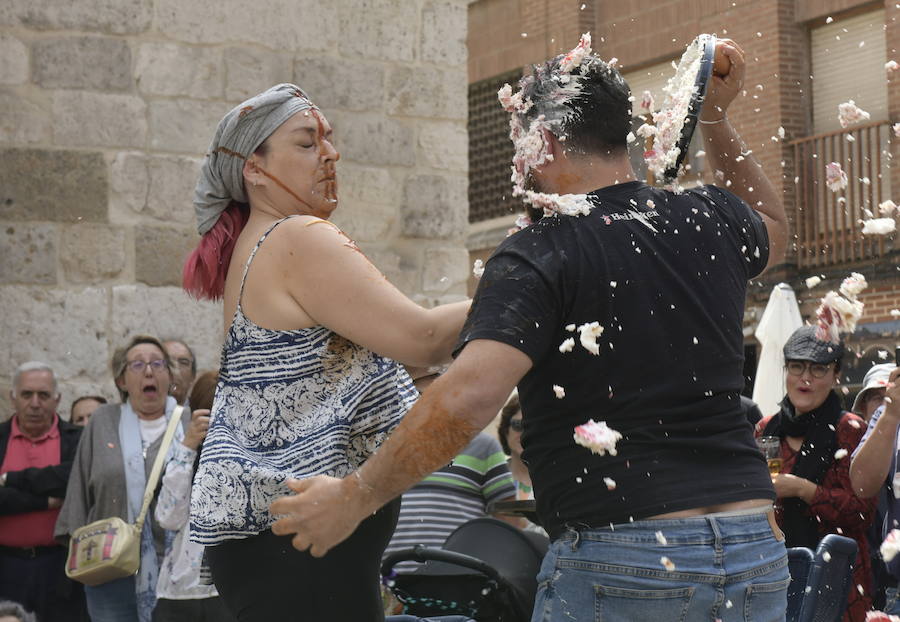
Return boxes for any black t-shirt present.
[456,181,776,538]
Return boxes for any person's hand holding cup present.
[756,436,782,476]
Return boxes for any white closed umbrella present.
[752,283,804,417]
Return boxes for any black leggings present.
[207,498,400,622]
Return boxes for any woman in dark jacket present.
[756,325,875,621]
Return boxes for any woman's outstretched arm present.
[275,216,470,367]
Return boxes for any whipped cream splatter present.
[577,321,604,355]
[825,162,848,192]
[472,259,484,278]
[816,273,866,344]
[882,530,900,562]
[861,218,896,236]
[838,100,871,128]
[645,36,707,181]
[573,419,622,455]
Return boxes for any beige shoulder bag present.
[65,406,184,586]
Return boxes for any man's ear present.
[542,128,566,161]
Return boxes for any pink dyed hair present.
[183,201,250,300]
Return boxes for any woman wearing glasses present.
[56,335,185,622]
[755,325,875,622]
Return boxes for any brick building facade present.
[467,0,899,398]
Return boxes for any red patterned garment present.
[758,411,876,622]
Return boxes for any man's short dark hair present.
[516,54,633,160]
[71,395,108,412]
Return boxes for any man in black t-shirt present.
[271,37,790,622]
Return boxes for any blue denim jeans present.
[84,575,139,622]
[884,586,900,615]
[531,510,789,622]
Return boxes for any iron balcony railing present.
[790,120,893,268]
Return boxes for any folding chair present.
[795,534,858,622]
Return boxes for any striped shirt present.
[383,433,516,572]
[190,217,418,545]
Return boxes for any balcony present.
[790,120,894,269]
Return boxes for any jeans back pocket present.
[595,584,694,622]
[743,577,790,622]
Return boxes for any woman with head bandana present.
[183,84,469,620]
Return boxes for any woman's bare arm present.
[275,216,470,367]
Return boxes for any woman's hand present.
[182,408,210,451]
[772,473,816,503]
[884,367,900,419]
[700,39,745,122]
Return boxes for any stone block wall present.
[0,0,470,420]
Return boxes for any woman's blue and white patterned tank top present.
[190,217,417,545]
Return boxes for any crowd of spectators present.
[1,323,897,622]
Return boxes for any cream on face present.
[498,33,601,227]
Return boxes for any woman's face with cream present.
[247,109,340,220]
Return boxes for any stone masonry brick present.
[294,56,385,112]
[336,162,399,206]
[0,285,111,382]
[111,284,223,371]
[331,199,397,243]
[329,162,400,237]
[0,223,57,285]
[327,111,416,166]
[135,42,223,99]
[387,65,468,120]
[32,36,132,91]
[338,0,418,62]
[133,224,198,287]
[0,89,51,145]
[224,46,294,102]
[153,0,338,51]
[0,34,28,85]
[417,121,468,172]
[0,0,152,35]
[0,148,108,223]
[110,152,201,226]
[402,173,468,239]
[52,91,147,148]
[421,1,468,66]
[422,246,469,293]
[149,99,230,154]
[60,224,127,283]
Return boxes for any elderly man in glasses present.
[163,339,197,407]
[756,325,875,621]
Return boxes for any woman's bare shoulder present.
[262,216,352,252]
